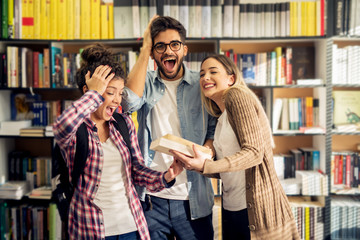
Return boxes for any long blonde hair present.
[200,54,275,148]
[200,54,246,118]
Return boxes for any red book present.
[32,51,40,88]
[345,154,351,188]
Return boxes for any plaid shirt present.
[53,91,169,240]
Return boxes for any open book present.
[150,134,212,159]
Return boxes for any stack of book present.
[29,186,52,200]
[20,127,45,137]
[0,181,30,200]
[0,120,32,135]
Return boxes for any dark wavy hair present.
[150,16,186,43]
[75,43,126,93]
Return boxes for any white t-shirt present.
[94,138,137,236]
[149,78,189,200]
[213,110,247,211]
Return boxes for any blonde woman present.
[171,54,300,240]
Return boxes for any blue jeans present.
[141,195,214,240]
[105,231,140,240]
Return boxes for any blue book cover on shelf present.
[242,54,256,84]
[10,93,40,121]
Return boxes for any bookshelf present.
[1,0,360,239]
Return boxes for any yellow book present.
[307,1,316,36]
[63,56,68,86]
[40,0,50,39]
[90,0,101,39]
[81,0,91,39]
[301,2,307,36]
[67,0,74,39]
[108,3,114,39]
[275,46,282,85]
[8,0,14,38]
[33,0,41,39]
[21,0,28,39]
[74,0,81,39]
[100,4,109,39]
[297,1,302,37]
[27,0,34,38]
[49,0,57,39]
[57,0,67,40]
[305,207,310,240]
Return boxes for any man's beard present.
[155,56,184,80]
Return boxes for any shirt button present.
[249,225,256,231]
[99,169,101,172]
[247,202,252,209]
[246,183,251,190]
[96,184,99,187]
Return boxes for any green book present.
[1,0,8,38]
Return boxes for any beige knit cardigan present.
[203,86,300,240]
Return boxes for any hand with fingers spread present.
[164,159,184,183]
[85,65,115,95]
[170,145,207,172]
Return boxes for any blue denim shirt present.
[122,65,216,219]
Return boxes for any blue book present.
[242,54,256,85]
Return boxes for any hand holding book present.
[170,145,209,173]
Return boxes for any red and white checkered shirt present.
[53,90,168,240]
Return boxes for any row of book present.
[8,151,52,191]
[1,0,327,40]
[10,93,73,127]
[0,202,61,240]
[333,0,360,36]
[331,196,360,239]
[1,0,114,40]
[280,170,328,196]
[289,197,324,240]
[223,46,317,86]
[273,97,320,132]
[332,44,360,85]
[331,151,360,192]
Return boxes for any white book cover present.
[273,155,285,180]
[179,0,189,33]
[132,0,141,38]
[223,0,234,37]
[201,0,211,38]
[149,0,157,19]
[114,0,134,38]
[272,98,283,131]
[264,4,272,37]
[281,98,289,131]
[163,0,171,16]
[280,2,286,37]
[188,1,196,37]
[21,47,29,88]
[170,0,179,20]
[254,4,262,38]
[239,3,248,37]
[356,0,360,35]
[247,4,255,38]
[232,0,240,38]
[0,120,32,135]
[211,0,222,37]
[193,0,202,38]
[139,0,149,35]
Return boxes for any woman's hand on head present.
[85,65,115,95]
[170,145,206,172]
[164,159,184,183]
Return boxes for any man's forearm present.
[126,46,152,97]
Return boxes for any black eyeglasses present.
[153,40,183,54]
